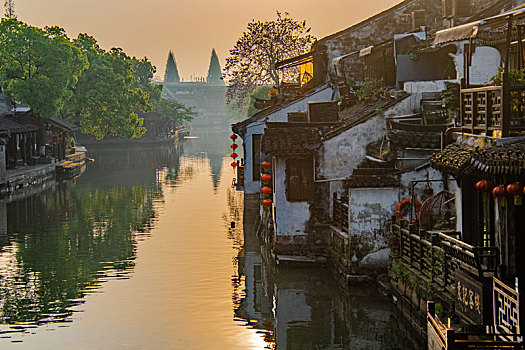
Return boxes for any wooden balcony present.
[392,224,498,290]
[427,301,523,349]
[332,193,348,233]
[460,85,525,137]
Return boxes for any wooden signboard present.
[454,270,484,324]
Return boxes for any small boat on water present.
[56,149,88,180]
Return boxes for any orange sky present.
[15,0,401,81]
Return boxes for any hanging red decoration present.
[230,134,238,140]
[507,183,522,205]
[492,185,507,198]
[261,161,271,169]
[231,162,238,168]
[262,186,272,194]
[475,180,493,193]
[262,199,273,207]
[506,183,521,196]
[150,122,154,126]
[261,174,272,182]
[230,144,238,149]
[231,153,238,159]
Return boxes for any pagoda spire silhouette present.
[206,49,224,86]
[164,51,181,83]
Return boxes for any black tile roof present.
[431,139,525,176]
[0,116,38,134]
[261,122,323,156]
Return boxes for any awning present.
[433,22,480,45]
[332,51,359,66]
[331,50,359,66]
[276,51,313,70]
[359,45,373,57]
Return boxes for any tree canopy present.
[66,34,151,139]
[0,19,195,139]
[0,20,87,117]
[224,11,315,110]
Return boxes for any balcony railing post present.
[419,236,424,272]
[502,74,511,137]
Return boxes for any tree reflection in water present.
[0,146,176,333]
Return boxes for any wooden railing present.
[461,86,503,135]
[460,85,525,137]
[427,301,523,349]
[393,224,498,289]
[332,193,348,233]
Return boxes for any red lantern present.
[492,185,507,198]
[476,180,493,193]
[150,122,154,126]
[231,162,238,168]
[262,199,273,207]
[261,174,272,182]
[230,144,238,149]
[506,182,521,196]
[231,153,238,159]
[261,161,271,169]
[230,134,238,140]
[262,186,272,194]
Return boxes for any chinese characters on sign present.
[455,271,484,324]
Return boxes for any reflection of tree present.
[0,181,155,326]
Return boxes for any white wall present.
[316,95,418,181]
[450,43,501,85]
[348,188,399,241]
[241,86,333,194]
[272,156,311,237]
[317,115,385,181]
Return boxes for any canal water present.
[0,127,419,349]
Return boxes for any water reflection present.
[0,125,417,349]
[0,146,169,336]
[234,201,420,349]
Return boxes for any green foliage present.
[206,48,223,86]
[490,67,525,86]
[355,78,383,101]
[67,35,150,139]
[224,11,315,110]
[132,56,162,107]
[0,19,87,117]
[490,68,525,116]
[441,81,460,112]
[0,19,194,140]
[164,50,180,83]
[392,260,408,281]
[247,85,271,117]
[155,98,195,125]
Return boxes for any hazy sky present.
[16,0,401,81]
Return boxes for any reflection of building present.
[235,198,421,349]
[0,200,8,250]
[234,196,274,341]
